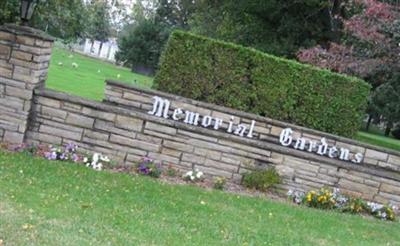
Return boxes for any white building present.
[80,38,119,62]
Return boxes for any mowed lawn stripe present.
[46,47,153,101]
[0,151,399,245]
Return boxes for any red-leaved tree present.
[297,0,400,134]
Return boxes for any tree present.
[33,0,89,43]
[370,73,400,136]
[0,0,19,25]
[86,1,112,54]
[155,0,196,29]
[116,19,169,75]
[190,0,338,57]
[297,0,400,135]
[116,0,196,74]
[0,0,90,42]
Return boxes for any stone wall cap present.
[0,23,55,41]
[106,79,400,157]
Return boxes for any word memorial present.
[148,96,364,164]
[148,96,256,138]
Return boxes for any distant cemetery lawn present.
[1,151,399,245]
[356,132,400,152]
[46,47,153,101]
[46,48,400,152]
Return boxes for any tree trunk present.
[98,42,103,56]
[90,40,94,53]
[366,114,372,131]
[385,121,393,136]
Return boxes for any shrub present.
[153,31,371,137]
[213,176,227,190]
[242,168,280,191]
[392,127,400,139]
[165,164,178,177]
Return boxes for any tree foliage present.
[297,0,400,134]
[86,0,112,42]
[371,73,400,135]
[0,0,19,25]
[116,0,196,74]
[190,0,339,57]
[32,0,89,42]
[115,19,169,75]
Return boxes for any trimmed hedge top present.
[153,31,370,137]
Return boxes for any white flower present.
[83,157,88,163]
[186,171,193,177]
[190,175,195,180]
[92,153,99,163]
[95,163,103,171]
[100,155,110,162]
[196,171,203,178]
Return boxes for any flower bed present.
[1,142,397,222]
[288,188,397,221]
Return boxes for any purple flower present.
[45,151,57,160]
[65,143,77,153]
[71,154,79,162]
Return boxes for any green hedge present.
[153,31,371,137]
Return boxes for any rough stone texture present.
[25,86,400,207]
[0,24,54,144]
[100,81,400,207]
[1,24,400,208]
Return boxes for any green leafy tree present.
[32,0,89,42]
[116,19,169,75]
[190,0,337,57]
[297,0,400,134]
[116,0,196,74]
[86,0,112,54]
[0,0,20,25]
[371,73,400,136]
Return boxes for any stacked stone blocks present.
[0,24,53,143]
[23,82,400,207]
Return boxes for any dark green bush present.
[153,31,371,137]
[392,127,400,140]
[241,168,280,191]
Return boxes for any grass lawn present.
[356,131,400,152]
[46,47,153,101]
[0,151,399,245]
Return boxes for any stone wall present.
[0,24,53,144]
[1,23,400,207]
[23,80,400,207]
